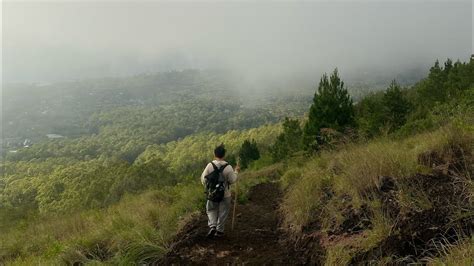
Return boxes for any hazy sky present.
[2,0,473,83]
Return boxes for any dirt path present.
[159,182,303,265]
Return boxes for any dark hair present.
[214,144,226,158]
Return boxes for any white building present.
[46,134,65,139]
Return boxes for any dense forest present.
[2,66,425,144]
[0,57,472,265]
[1,69,310,148]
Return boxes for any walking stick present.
[231,161,240,231]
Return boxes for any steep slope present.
[280,125,473,265]
[157,125,473,265]
[159,182,307,265]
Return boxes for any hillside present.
[159,124,472,265]
[281,125,473,264]
[0,58,473,265]
[2,69,310,155]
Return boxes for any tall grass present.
[427,237,474,266]
[281,124,473,264]
[282,125,470,233]
[1,158,277,265]
[1,183,204,265]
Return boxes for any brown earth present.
[159,182,306,265]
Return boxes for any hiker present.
[201,144,240,238]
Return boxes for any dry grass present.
[282,125,470,231]
[323,205,393,266]
[281,124,473,264]
[427,237,474,266]
[281,161,332,232]
[324,244,353,266]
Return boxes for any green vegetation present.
[1,57,472,265]
[303,69,355,149]
[2,69,308,161]
[281,123,472,264]
[359,58,474,138]
[276,58,473,264]
[1,69,285,264]
[284,58,473,154]
[270,118,304,162]
[5,100,283,163]
[136,124,279,176]
[282,125,469,230]
[0,125,280,264]
[2,183,203,265]
[238,139,261,169]
[357,80,412,137]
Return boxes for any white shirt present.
[200,159,238,198]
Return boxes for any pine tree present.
[423,59,448,103]
[382,80,411,131]
[303,69,355,149]
[270,118,304,161]
[355,91,386,138]
[238,139,260,169]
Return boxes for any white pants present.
[206,197,231,232]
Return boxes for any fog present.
[2,1,472,84]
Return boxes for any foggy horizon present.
[2,1,473,84]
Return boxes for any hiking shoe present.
[207,228,216,238]
[215,231,224,237]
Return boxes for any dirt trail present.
[159,182,303,265]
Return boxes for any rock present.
[216,250,231,258]
[378,176,397,192]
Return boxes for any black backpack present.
[204,162,229,202]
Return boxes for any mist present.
[3,1,472,85]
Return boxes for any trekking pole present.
[231,159,240,231]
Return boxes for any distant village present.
[4,134,65,154]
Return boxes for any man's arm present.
[201,163,211,185]
[225,165,239,184]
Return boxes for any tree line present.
[270,58,473,161]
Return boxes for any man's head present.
[214,144,226,159]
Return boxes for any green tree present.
[418,59,450,104]
[271,118,303,161]
[238,139,260,169]
[303,69,355,149]
[355,91,385,138]
[382,80,411,132]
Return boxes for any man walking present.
[201,144,240,238]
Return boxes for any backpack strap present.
[218,163,229,173]
[210,162,218,172]
[217,163,230,188]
